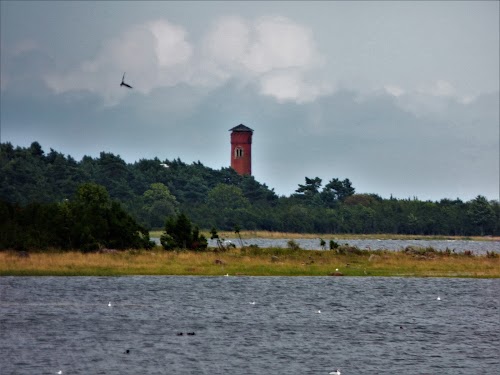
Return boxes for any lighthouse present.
[229,124,253,175]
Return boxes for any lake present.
[207,238,500,255]
[1,276,499,374]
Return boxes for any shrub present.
[161,213,207,251]
[319,238,326,250]
[403,246,437,256]
[329,240,340,250]
[337,245,363,255]
[287,240,301,250]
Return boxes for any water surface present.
[209,238,500,255]
[1,277,499,374]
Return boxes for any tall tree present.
[321,178,355,205]
[296,177,322,196]
[142,183,179,228]
[467,195,496,235]
[70,183,150,250]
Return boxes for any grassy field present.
[1,247,498,278]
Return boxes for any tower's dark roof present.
[229,124,253,132]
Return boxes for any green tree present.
[142,183,179,228]
[467,195,496,235]
[206,184,252,229]
[95,152,134,201]
[321,178,355,205]
[343,194,378,207]
[0,143,52,204]
[295,177,322,196]
[71,183,151,251]
[161,213,207,251]
[207,184,250,211]
[29,141,44,158]
[282,205,314,233]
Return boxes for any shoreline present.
[1,247,498,278]
[150,231,500,242]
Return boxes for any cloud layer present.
[2,7,498,201]
[42,16,330,105]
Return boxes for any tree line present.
[0,182,152,251]
[1,141,499,242]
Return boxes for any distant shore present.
[1,245,498,278]
[151,230,500,242]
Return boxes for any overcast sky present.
[1,1,498,201]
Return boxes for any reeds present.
[1,247,498,278]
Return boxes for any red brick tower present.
[229,124,253,175]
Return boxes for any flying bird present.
[120,72,133,89]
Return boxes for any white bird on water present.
[224,273,229,277]
[108,301,112,307]
[57,371,63,375]
[329,369,341,375]
[437,296,441,301]
[249,301,256,305]
[317,310,321,314]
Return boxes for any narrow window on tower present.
[235,147,244,158]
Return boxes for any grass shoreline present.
[1,246,498,278]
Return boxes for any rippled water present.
[207,238,500,255]
[1,277,499,375]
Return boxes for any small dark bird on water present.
[120,72,133,89]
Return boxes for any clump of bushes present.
[402,245,467,258]
[326,240,363,255]
[319,239,326,249]
[287,240,301,250]
[336,245,364,255]
[403,246,438,256]
[161,213,207,251]
[0,183,153,252]
[329,240,340,250]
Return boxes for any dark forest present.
[1,141,498,250]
